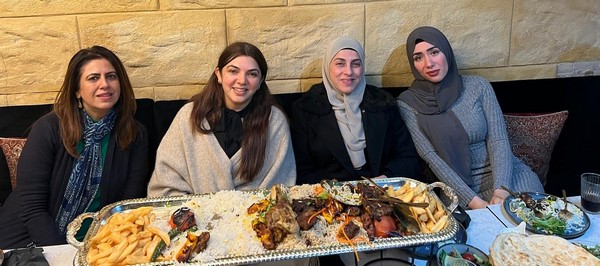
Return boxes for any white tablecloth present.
[31,197,600,265]
[39,244,77,265]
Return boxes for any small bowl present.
[435,243,489,266]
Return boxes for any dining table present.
[16,196,600,266]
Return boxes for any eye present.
[87,75,100,81]
[352,61,362,68]
[413,55,422,62]
[227,68,238,74]
[107,73,118,80]
[430,49,441,56]
[248,71,260,77]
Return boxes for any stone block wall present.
[0,0,599,106]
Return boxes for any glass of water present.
[581,173,600,213]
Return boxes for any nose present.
[423,55,434,68]
[343,64,352,75]
[98,76,109,88]
[237,72,247,85]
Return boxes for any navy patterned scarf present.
[55,109,116,236]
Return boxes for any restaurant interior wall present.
[1,0,600,106]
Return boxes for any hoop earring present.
[77,97,83,109]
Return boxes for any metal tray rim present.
[69,177,459,265]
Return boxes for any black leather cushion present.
[134,99,157,180]
[273,93,303,117]
[0,104,52,138]
[153,100,187,145]
[0,149,12,205]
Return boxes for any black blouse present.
[214,104,253,158]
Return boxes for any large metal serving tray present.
[67,177,459,265]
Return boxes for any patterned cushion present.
[0,137,27,189]
[504,111,568,185]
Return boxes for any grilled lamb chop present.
[265,185,300,237]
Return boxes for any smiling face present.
[215,55,262,111]
[412,41,449,83]
[328,49,364,95]
[76,58,121,121]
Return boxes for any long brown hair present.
[190,42,279,182]
[53,45,139,157]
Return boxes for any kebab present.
[152,207,210,262]
[502,185,543,218]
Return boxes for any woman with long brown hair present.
[0,45,149,249]
[148,42,295,196]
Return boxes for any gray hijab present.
[399,26,472,185]
[323,37,367,169]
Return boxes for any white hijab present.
[322,37,367,169]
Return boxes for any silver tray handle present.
[66,212,97,249]
[427,182,458,213]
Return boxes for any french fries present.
[86,206,165,266]
[387,182,449,233]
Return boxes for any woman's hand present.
[468,196,489,209]
[490,188,510,205]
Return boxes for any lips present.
[232,87,248,96]
[96,92,113,100]
[339,78,355,86]
[426,70,440,77]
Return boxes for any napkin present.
[499,221,527,235]
[1,247,49,266]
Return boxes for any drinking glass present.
[581,172,600,213]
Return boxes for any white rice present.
[551,198,586,232]
[151,185,370,263]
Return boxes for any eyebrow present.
[413,46,438,56]
[332,58,362,62]
[226,65,259,73]
[86,71,117,77]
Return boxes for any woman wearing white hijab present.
[290,37,420,185]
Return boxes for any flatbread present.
[489,233,600,266]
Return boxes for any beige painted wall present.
[1,0,599,106]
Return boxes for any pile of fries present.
[386,182,449,233]
[86,206,170,266]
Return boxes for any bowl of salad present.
[436,243,491,266]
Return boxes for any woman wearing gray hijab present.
[398,26,544,209]
[290,37,420,185]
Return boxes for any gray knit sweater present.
[147,103,296,197]
[398,75,544,206]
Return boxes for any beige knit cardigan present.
[147,102,296,197]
